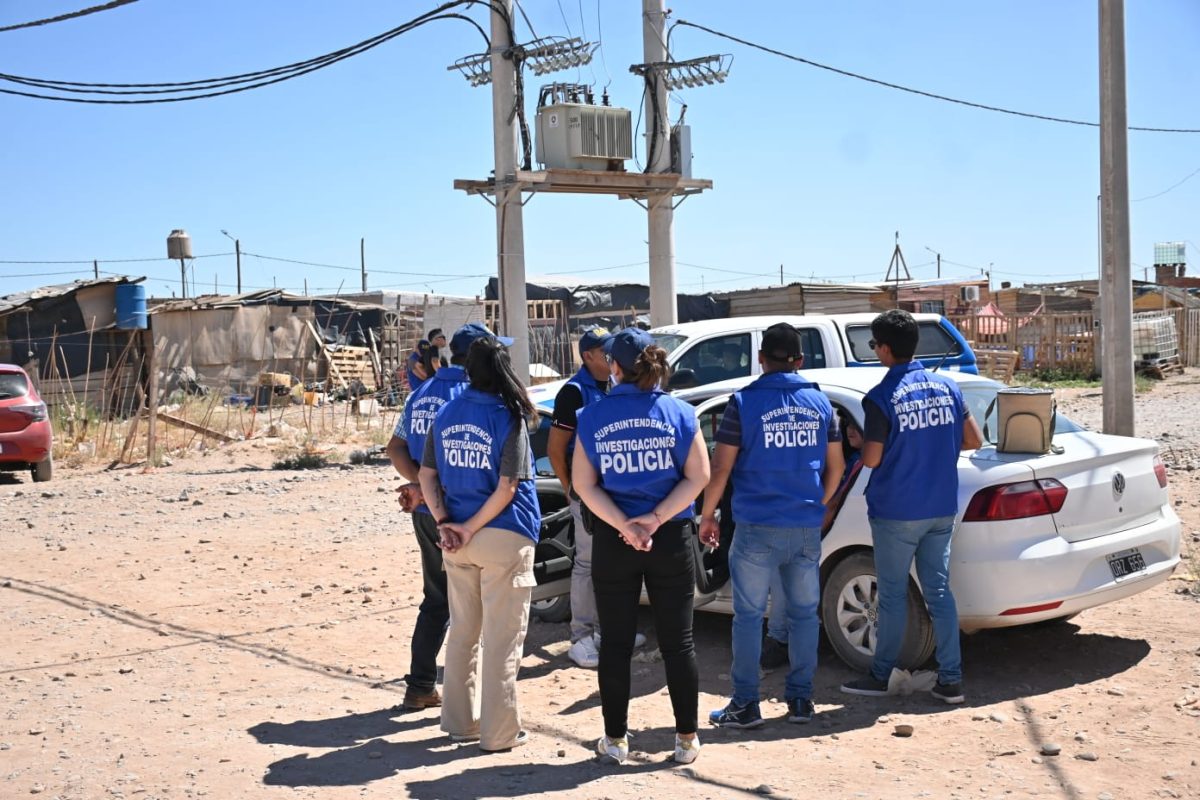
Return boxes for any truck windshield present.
[845,323,963,363]
[652,333,688,356]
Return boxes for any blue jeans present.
[729,523,821,704]
[868,515,962,685]
[766,571,787,642]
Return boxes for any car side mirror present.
[668,367,697,389]
[535,455,556,478]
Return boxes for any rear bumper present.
[954,508,1181,632]
[0,420,52,465]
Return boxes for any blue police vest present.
[562,366,608,458]
[432,387,541,542]
[404,365,469,515]
[864,362,966,521]
[575,382,698,520]
[730,371,833,528]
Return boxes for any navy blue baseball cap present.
[605,327,655,372]
[450,322,514,356]
[577,326,613,357]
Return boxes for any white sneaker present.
[568,636,600,669]
[596,734,629,765]
[673,733,700,764]
[593,632,647,650]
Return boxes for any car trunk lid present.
[969,432,1167,542]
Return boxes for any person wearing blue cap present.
[572,327,711,766]
[700,322,844,729]
[549,326,644,668]
[407,329,447,392]
[418,326,539,753]
[385,323,495,710]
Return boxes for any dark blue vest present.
[404,365,469,515]
[864,362,966,520]
[562,365,608,458]
[575,383,698,520]
[730,371,833,528]
[432,388,541,542]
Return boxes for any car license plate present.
[1107,547,1147,580]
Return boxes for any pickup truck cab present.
[527,312,975,408]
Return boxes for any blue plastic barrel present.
[115,283,148,330]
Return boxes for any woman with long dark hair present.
[418,325,541,752]
[571,327,711,765]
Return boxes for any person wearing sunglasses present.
[571,327,711,766]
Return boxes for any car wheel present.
[31,456,52,483]
[530,593,571,623]
[821,551,935,673]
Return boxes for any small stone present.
[1106,687,1125,697]
[1163,773,1177,781]
[1041,743,1062,756]
[300,592,313,599]
[225,488,241,496]
[556,749,566,758]
[118,666,134,674]
[1076,751,1099,761]
[893,724,914,737]
[876,715,891,724]
[30,784,44,794]
[28,728,45,736]
[58,544,67,551]
[192,500,203,506]
[971,713,987,721]
[754,785,775,796]
[1098,794,1114,800]
[1074,732,1087,742]
[362,594,372,604]
[989,712,1008,723]
[1031,757,1043,764]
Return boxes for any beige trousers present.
[440,526,536,750]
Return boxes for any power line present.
[0,0,139,34]
[672,19,1200,134]
[1134,166,1200,202]
[0,1,497,104]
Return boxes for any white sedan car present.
[681,368,1181,671]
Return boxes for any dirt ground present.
[3,375,1199,800]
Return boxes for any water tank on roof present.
[115,283,148,330]
[167,229,192,260]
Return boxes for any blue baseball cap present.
[577,326,613,357]
[450,322,514,357]
[605,327,655,372]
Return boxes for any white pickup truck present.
[527,312,976,409]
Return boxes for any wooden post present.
[142,329,158,468]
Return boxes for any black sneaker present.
[760,636,789,672]
[931,681,965,705]
[708,700,765,729]
[786,697,815,724]
[840,675,890,697]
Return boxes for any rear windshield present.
[0,371,29,399]
[961,383,1082,436]
[846,322,964,364]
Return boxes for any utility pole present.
[643,0,677,327]
[491,0,530,382]
[360,238,367,293]
[93,260,99,280]
[234,239,241,294]
[1099,0,1134,436]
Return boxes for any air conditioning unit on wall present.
[960,285,981,302]
[536,103,633,170]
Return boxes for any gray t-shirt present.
[423,415,532,480]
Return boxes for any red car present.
[0,364,52,482]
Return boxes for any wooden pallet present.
[975,349,1020,384]
[326,347,375,390]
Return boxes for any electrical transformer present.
[535,102,633,171]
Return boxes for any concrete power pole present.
[1098,0,1135,436]
[491,0,530,382]
[643,0,677,327]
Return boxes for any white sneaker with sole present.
[673,733,700,764]
[596,734,629,765]
[568,636,600,669]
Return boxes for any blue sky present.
[1,1,1197,300]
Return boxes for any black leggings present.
[591,517,698,737]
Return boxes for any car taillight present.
[963,479,1068,522]
[1153,455,1168,489]
[13,403,47,422]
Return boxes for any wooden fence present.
[948,308,1200,375]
